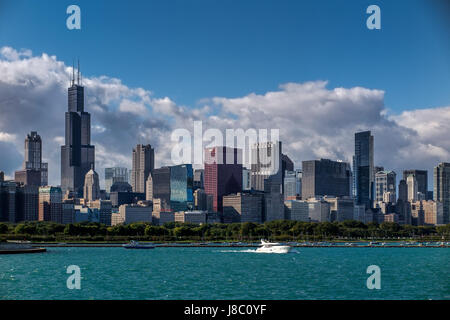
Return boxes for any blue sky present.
[0,0,448,112]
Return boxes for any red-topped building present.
[204,147,242,214]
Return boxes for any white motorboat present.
[255,239,292,253]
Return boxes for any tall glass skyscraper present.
[353,131,374,209]
[61,64,95,197]
[170,164,194,212]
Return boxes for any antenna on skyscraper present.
[77,59,80,85]
[72,60,75,86]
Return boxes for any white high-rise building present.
[407,174,418,202]
[83,167,100,202]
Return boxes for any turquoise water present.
[1,247,449,300]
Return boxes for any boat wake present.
[217,249,300,254]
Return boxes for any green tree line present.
[1,220,449,242]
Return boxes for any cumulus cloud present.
[0,46,448,189]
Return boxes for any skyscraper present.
[284,169,302,200]
[407,174,419,202]
[403,170,428,200]
[83,167,100,202]
[396,179,411,225]
[61,64,95,197]
[434,162,450,224]
[104,167,129,193]
[131,144,154,193]
[250,141,282,191]
[170,164,194,212]
[375,170,396,203]
[353,131,374,209]
[150,166,171,206]
[204,147,243,213]
[301,159,351,199]
[15,131,48,186]
[38,186,62,223]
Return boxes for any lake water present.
[1,247,449,300]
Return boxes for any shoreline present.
[29,243,450,248]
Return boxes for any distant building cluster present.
[1,67,449,227]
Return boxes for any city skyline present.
[0,50,448,190]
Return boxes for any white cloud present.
[0,132,16,142]
[119,99,147,115]
[0,47,32,61]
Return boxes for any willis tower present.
[61,62,95,197]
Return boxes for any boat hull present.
[255,245,291,254]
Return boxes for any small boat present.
[255,239,291,253]
[122,240,155,249]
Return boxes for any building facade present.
[302,159,351,200]
[284,170,302,200]
[250,141,282,191]
[83,167,100,202]
[223,192,263,223]
[170,164,194,212]
[403,170,428,200]
[104,167,129,193]
[284,200,309,222]
[375,170,396,203]
[204,147,243,213]
[130,144,154,193]
[353,131,374,209]
[434,162,450,224]
[61,67,95,196]
[38,186,62,223]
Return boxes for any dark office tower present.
[282,154,294,172]
[301,159,351,199]
[15,131,48,186]
[151,167,171,205]
[353,131,374,209]
[397,179,411,225]
[131,144,154,193]
[0,181,16,222]
[16,185,39,221]
[403,170,428,199]
[434,163,450,224]
[0,171,4,182]
[398,180,408,202]
[61,63,95,197]
[204,147,243,213]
